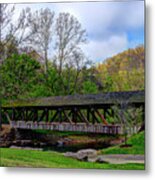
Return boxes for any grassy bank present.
[0,148,144,170]
[101,131,145,155]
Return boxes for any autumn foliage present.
[96,45,144,92]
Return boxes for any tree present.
[27,8,55,74]
[54,12,88,94]
[3,34,19,58]
[0,4,31,62]
[0,54,40,99]
[82,80,98,94]
[96,46,145,92]
[0,4,15,62]
[109,91,144,145]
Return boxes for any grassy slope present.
[0,148,144,170]
[101,131,145,155]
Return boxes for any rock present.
[64,149,112,164]
[39,142,47,147]
[21,140,33,146]
[0,140,12,147]
[95,156,109,164]
[57,137,72,147]
[10,145,22,149]
[64,149,98,161]
[87,157,98,162]
[57,140,64,147]
[77,149,97,158]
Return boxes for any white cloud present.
[13,1,144,62]
[82,34,128,62]
[52,1,144,40]
[15,1,144,39]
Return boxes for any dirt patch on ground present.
[96,154,145,164]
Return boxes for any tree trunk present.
[44,50,48,75]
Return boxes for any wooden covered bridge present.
[1,90,145,135]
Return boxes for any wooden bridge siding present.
[10,121,123,134]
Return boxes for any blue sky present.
[15,0,144,63]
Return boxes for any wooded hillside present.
[97,46,144,92]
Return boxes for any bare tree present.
[54,13,87,73]
[0,4,15,62]
[27,8,55,74]
[54,13,87,94]
[0,4,31,62]
[109,91,144,145]
[65,49,91,94]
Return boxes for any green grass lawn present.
[0,148,144,170]
[101,131,145,155]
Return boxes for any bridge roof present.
[2,90,145,108]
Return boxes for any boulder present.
[95,156,109,164]
[77,149,97,159]
[64,149,98,161]
[64,149,111,163]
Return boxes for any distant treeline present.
[0,45,144,101]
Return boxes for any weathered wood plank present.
[10,121,123,134]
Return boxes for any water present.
[43,144,109,153]
[9,141,111,153]
[43,142,110,152]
